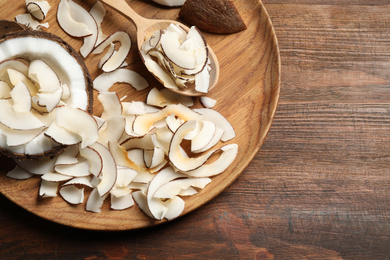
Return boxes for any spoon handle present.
[100,0,146,30]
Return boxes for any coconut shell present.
[179,0,247,34]
[0,28,94,160]
[0,19,26,37]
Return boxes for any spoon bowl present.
[101,0,219,96]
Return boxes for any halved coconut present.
[0,30,93,159]
[0,20,26,37]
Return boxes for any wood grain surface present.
[1,0,390,259]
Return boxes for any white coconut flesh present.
[41,172,73,182]
[79,146,103,177]
[89,0,108,46]
[0,80,11,98]
[0,59,29,82]
[59,0,100,58]
[132,104,202,135]
[200,96,217,108]
[57,0,92,38]
[93,68,149,93]
[3,27,237,221]
[0,36,90,109]
[146,166,185,220]
[6,93,238,218]
[6,165,34,180]
[141,24,211,93]
[26,0,51,21]
[60,184,85,204]
[15,13,49,30]
[153,177,212,199]
[168,120,217,172]
[92,31,132,73]
[39,179,59,197]
[151,0,186,7]
[0,32,92,158]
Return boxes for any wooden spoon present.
[100,0,219,96]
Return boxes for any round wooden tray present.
[0,0,280,230]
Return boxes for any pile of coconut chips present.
[1,0,238,221]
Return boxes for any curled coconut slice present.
[15,13,49,30]
[93,68,149,93]
[57,0,92,37]
[141,24,211,93]
[26,0,51,21]
[92,31,132,73]
[89,1,108,46]
[169,120,217,172]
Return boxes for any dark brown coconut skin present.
[0,25,94,160]
[0,19,26,36]
[179,0,247,34]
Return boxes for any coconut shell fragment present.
[0,20,26,37]
[179,0,247,34]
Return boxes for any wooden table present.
[1,0,389,259]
